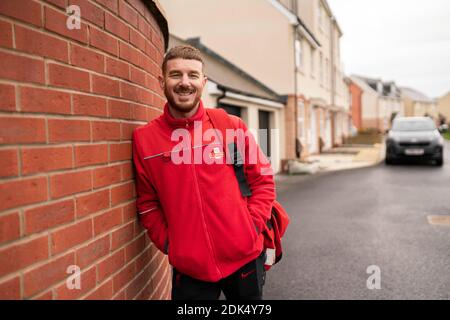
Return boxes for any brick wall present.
[0,0,171,300]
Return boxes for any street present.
[265,141,450,300]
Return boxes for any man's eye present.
[189,74,200,79]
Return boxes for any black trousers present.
[171,252,266,300]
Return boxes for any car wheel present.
[385,156,393,165]
[435,156,443,167]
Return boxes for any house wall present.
[0,0,170,300]
[437,93,450,122]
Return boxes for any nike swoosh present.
[241,269,256,279]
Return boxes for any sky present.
[327,0,450,98]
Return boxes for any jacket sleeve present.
[233,117,276,235]
[132,130,169,254]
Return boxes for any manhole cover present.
[427,215,450,227]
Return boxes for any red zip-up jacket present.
[132,101,276,282]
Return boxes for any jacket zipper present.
[190,134,222,279]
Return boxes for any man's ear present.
[158,75,165,91]
[202,75,208,86]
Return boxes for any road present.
[265,141,450,299]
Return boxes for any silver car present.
[385,117,444,166]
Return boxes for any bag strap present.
[206,108,252,197]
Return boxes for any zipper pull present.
[185,120,189,128]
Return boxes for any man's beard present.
[164,85,201,114]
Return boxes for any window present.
[295,39,303,70]
[310,47,315,78]
[325,58,329,89]
[317,1,322,31]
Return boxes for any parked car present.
[385,117,444,166]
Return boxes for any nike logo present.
[241,269,256,279]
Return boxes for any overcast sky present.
[327,0,450,98]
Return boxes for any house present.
[437,92,450,124]
[168,35,287,173]
[401,87,438,122]
[159,0,351,168]
[353,75,404,132]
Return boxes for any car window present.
[392,120,436,131]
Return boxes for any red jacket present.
[132,101,276,282]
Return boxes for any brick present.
[51,218,92,255]
[121,162,134,181]
[145,42,158,65]
[0,83,15,111]
[89,27,118,56]
[106,57,130,80]
[48,119,91,143]
[0,20,13,48]
[94,0,118,14]
[120,82,140,102]
[92,74,120,97]
[76,189,110,218]
[23,252,74,298]
[24,199,75,235]
[124,233,145,262]
[76,234,110,268]
[133,219,145,237]
[130,67,146,87]
[33,289,53,300]
[138,16,151,39]
[113,289,126,300]
[0,235,49,278]
[0,149,18,178]
[105,12,129,41]
[0,51,45,84]
[20,87,71,115]
[130,29,146,52]
[15,25,69,63]
[122,201,137,223]
[46,0,66,9]
[45,6,88,44]
[118,1,138,28]
[111,222,133,251]
[112,262,135,293]
[50,170,92,199]
[73,94,108,117]
[131,104,148,122]
[135,247,152,271]
[0,177,48,211]
[48,63,90,92]
[0,117,47,144]
[21,146,73,175]
[93,164,122,189]
[111,182,134,208]
[70,44,105,73]
[93,207,122,236]
[85,278,113,300]
[108,100,131,120]
[126,0,146,14]
[92,121,121,142]
[69,0,104,27]
[139,88,153,105]
[146,74,159,93]
[74,144,108,167]
[119,42,140,67]
[0,0,42,27]
[56,265,96,299]
[0,276,21,300]
[97,251,126,285]
[121,122,141,141]
[110,142,132,162]
[0,211,20,245]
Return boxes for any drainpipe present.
[216,85,227,108]
[293,24,299,159]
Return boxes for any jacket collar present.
[162,100,205,129]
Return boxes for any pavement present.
[282,142,386,176]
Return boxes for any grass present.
[443,131,450,141]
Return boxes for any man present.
[132,45,276,300]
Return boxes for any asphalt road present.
[265,140,450,300]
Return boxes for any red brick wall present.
[0,0,170,300]
[349,81,363,131]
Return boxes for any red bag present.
[206,108,290,271]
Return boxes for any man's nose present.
[180,74,190,85]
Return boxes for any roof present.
[168,34,285,103]
[352,74,401,98]
[400,87,435,103]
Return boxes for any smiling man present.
[132,45,276,300]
